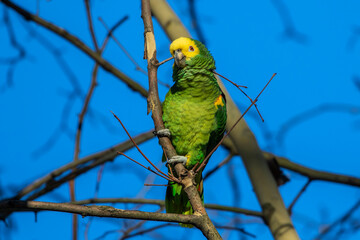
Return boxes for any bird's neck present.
[171,68,220,98]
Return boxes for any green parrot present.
[160,37,227,225]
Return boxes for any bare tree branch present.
[84,0,99,51]
[98,18,147,75]
[347,26,360,50]
[314,200,360,240]
[0,199,260,238]
[84,164,105,240]
[0,7,26,92]
[150,0,191,40]
[71,1,103,235]
[204,153,234,180]
[19,15,125,157]
[120,207,165,240]
[271,153,360,187]
[0,200,198,225]
[71,198,263,217]
[222,140,360,188]
[0,0,148,97]
[276,103,360,147]
[13,130,154,201]
[270,0,307,44]
[188,0,206,44]
[122,223,174,239]
[287,179,312,215]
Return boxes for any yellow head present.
[169,37,215,70]
[169,37,200,60]
[169,37,202,68]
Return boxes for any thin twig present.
[71,3,102,236]
[84,0,99,51]
[1,0,148,97]
[111,112,175,181]
[195,73,277,173]
[100,16,129,37]
[188,0,206,44]
[71,73,98,158]
[204,153,234,180]
[156,56,174,66]
[118,152,177,182]
[0,8,26,93]
[213,70,264,121]
[98,17,171,88]
[227,163,241,208]
[270,0,307,44]
[314,200,360,239]
[144,184,169,187]
[162,147,175,180]
[120,220,150,240]
[98,17,147,75]
[276,103,360,147]
[135,160,162,200]
[13,131,154,201]
[213,71,247,88]
[287,179,312,215]
[120,207,165,240]
[122,223,174,239]
[215,225,256,238]
[84,164,106,240]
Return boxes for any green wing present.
[206,92,227,156]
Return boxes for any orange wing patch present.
[214,95,224,108]
[185,154,191,167]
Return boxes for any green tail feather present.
[165,174,204,228]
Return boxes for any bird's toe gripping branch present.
[167,155,188,166]
[154,128,171,138]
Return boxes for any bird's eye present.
[189,46,194,52]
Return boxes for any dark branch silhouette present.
[314,200,360,240]
[188,0,207,45]
[276,103,360,147]
[0,8,27,92]
[270,0,307,44]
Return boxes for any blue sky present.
[1,0,360,239]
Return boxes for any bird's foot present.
[154,128,171,138]
[167,155,188,166]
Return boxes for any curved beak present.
[174,49,186,68]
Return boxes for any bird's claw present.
[167,155,187,166]
[154,129,171,138]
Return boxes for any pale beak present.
[174,49,186,68]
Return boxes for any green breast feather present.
[162,37,227,225]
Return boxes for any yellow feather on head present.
[169,37,200,60]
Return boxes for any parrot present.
[159,37,227,225]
